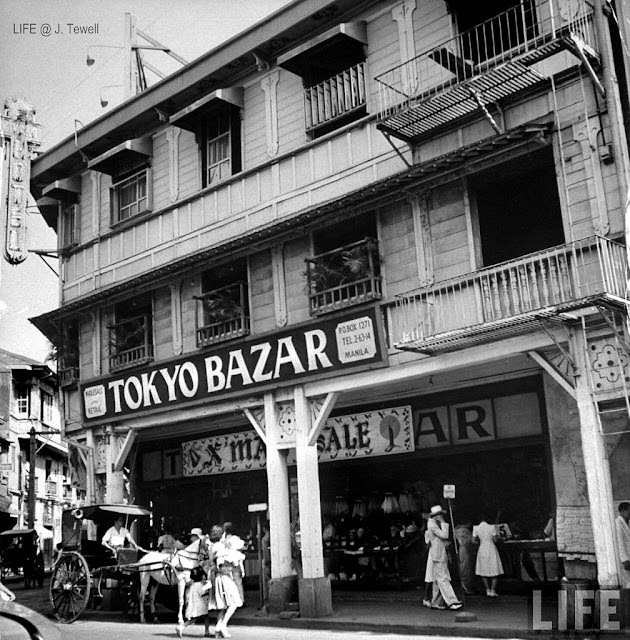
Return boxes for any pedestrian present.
[261,521,271,611]
[0,579,15,601]
[222,522,246,601]
[425,505,462,610]
[207,524,243,638]
[473,514,504,597]
[176,565,211,638]
[615,501,630,588]
[454,521,475,594]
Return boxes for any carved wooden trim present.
[271,243,288,327]
[91,171,101,236]
[92,309,101,376]
[166,128,181,203]
[392,0,417,64]
[410,193,434,286]
[261,71,280,157]
[170,281,183,355]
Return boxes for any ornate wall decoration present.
[589,339,630,392]
[271,243,288,327]
[276,403,296,448]
[2,98,40,264]
[166,128,181,202]
[261,71,280,157]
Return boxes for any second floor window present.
[61,203,79,248]
[111,166,151,223]
[202,105,241,188]
[59,318,80,388]
[196,260,249,347]
[15,384,29,417]
[41,391,54,425]
[108,295,154,371]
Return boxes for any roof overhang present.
[35,197,59,230]
[30,119,552,341]
[42,176,81,203]
[277,21,367,75]
[87,137,152,175]
[17,434,67,456]
[169,87,244,132]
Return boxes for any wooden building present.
[30,0,630,615]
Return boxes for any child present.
[176,566,211,638]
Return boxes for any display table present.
[501,539,559,582]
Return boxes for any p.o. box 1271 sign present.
[81,306,386,422]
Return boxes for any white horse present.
[137,547,204,625]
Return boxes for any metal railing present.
[376,0,596,121]
[109,313,154,371]
[196,281,250,347]
[392,236,627,348]
[306,238,382,315]
[305,62,367,131]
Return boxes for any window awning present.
[18,434,67,456]
[87,137,152,175]
[35,196,59,229]
[169,87,244,132]
[42,176,81,203]
[277,22,367,76]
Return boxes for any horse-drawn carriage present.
[50,503,151,622]
[0,528,45,588]
[50,503,200,625]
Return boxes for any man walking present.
[426,505,462,610]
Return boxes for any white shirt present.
[102,525,131,549]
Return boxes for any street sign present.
[248,502,268,512]
[443,484,455,499]
[0,463,13,471]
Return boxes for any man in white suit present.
[426,505,463,610]
[616,502,630,589]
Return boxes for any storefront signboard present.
[181,405,413,476]
[81,306,386,423]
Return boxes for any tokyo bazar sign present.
[81,307,385,422]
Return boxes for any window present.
[108,294,154,371]
[201,105,241,188]
[15,384,29,417]
[59,318,80,388]
[111,167,150,222]
[196,260,249,347]
[41,391,54,425]
[61,203,79,248]
[470,149,564,266]
[278,22,368,136]
[307,214,382,315]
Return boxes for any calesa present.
[107,330,333,414]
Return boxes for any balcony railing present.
[392,236,628,353]
[305,62,367,131]
[196,281,250,347]
[59,366,79,388]
[45,481,58,499]
[307,238,382,315]
[375,0,596,137]
[109,313,154,371]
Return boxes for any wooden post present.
[570,326,619,587]
[294,385,332,617]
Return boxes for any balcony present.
[108,313,154,371]
[59,366,79,388]
[196,281,250,348]
[45,481,58,499]
[392,237,628,354]
[306,238,382,315]
[305,62,367,133]
[375,0,598,141]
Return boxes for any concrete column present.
[570,326,619,587]
[264,393,292,577]
[294,385,332,617]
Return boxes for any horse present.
[137,545,205,625]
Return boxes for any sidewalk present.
[9,577,624,638]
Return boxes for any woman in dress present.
[473,515,504,597]
[207,524,244,638]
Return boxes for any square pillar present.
[263,393,294,611]
[294,385,332,617]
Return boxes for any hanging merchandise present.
[367,492,382,513]
[321,498,335,519]
[334,495,349,517]
[381,492,400,514]
[398,490,418,513]
[352,498,367,518]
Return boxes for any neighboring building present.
[29,0,630,616]
[0,349,75,565]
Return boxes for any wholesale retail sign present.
[81,306,386,422]
[181,405,413,476]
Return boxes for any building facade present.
[29,0,630,615]
[0,349,75,567]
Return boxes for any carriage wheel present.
[49,551,91,623]
[119,573,140,620]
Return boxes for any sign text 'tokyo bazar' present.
[81,306,386,422]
